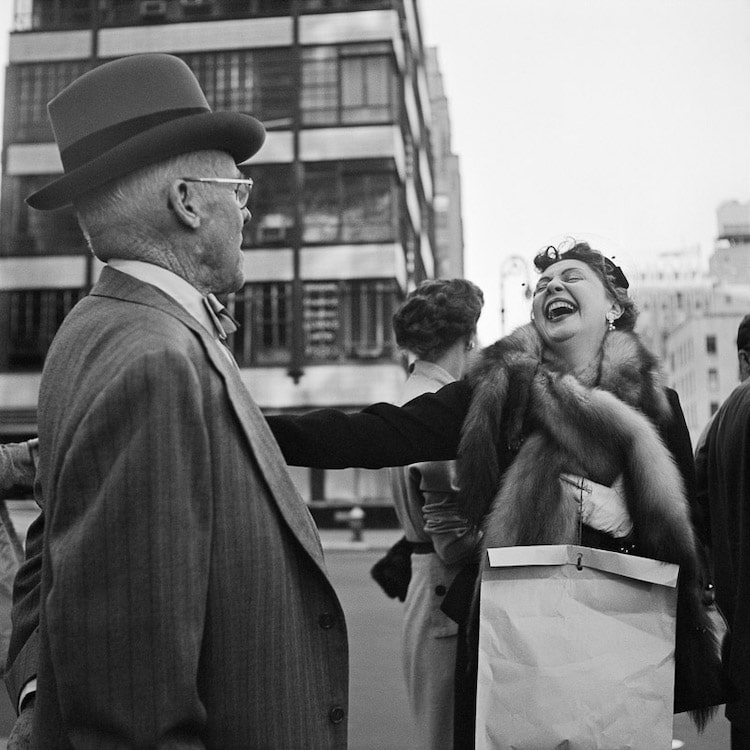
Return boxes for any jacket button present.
[319,613,335,629]
[329,706,345,724]
[435,585,447,596]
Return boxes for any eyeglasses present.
[181,177,254,209]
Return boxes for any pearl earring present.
[606,312,616,331]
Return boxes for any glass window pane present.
[302,51,338,125]
[341,55,392,123]
[232,282,292,365]
[242,164,295,247]
[4,176,85,257]
[6,288,85,370]
[303,167,340,243]
[304,282,340,361]
[341,172,394,242]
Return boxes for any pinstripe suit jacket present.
[29,267,348,749]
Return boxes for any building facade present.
[666,311,749,446]
[0,0,462,514]
[629,211,750,446]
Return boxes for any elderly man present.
[8,54,347,749]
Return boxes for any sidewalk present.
[7,501,403,554]
[318,526,402,552]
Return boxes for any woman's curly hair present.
[393,278,484,361]
[533,240,638,331]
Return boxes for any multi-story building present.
[666,309,750,446]
[629,244,712,361]
[633,205,750,445]
[0,0,462,518]
[665,201,750,444]
[424,46,463,279]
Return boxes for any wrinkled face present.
[195,153,249,295]
[531,259,620,347]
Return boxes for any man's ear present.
[168,180,201,229]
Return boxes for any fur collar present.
[458,324,689,564]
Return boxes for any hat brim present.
[26,110,266,210]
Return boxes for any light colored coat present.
[390,360,479,750]
[29,267,349,749]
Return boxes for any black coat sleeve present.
[4,509,42,710]
[266,380,472,468]
[662,388,707,547]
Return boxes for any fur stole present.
[457,324,726,728]
[459,323,684,556]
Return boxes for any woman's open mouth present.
[545,299,578,321]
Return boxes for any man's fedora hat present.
[27,53,266,211]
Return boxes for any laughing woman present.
[268,239,727,747]
[445,240,730,745]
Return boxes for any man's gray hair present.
[75,150,226,261]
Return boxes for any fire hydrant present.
[348,505,365,542]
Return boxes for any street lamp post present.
[499,254,532,336]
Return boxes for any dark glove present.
[370,536,412,602]
[8,696,34,750]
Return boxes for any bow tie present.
[203,293,239,341]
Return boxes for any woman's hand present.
[560,473,633,538]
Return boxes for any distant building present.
[629,244,711,361]
[666,309,750,446]
[710,200,750,283]
[0,0,463,517]
[424,46,463,279]
[631,202,750,445]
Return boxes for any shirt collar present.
[107,258,215,336]
[410,359,456,387]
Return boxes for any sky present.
[421,0,750,342]
[1,3,749,343]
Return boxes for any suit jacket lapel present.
[90,267,326,570]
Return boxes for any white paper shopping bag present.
[476,545,679,750]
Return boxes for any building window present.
[710,401,720,416]
[4,288,85,370]
[303,161,397,244]
[232,281,292,366]
[302,43,396,126]
[3,176,86,257]
[343,279,398,358]
[708,368,718,391]
[24,0,93,30]
[8,60,92,141]
[241,164,295,247]
[179,49,294,127]
[706,335,717,355]
[230,279,398,365]
[304,282,341,360]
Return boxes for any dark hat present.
[27,53,266,210]
[535,240,630,290]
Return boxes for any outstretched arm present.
[267,380,472,468]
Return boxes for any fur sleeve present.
[457,325,541,526]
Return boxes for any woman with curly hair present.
[389,278,484,750]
